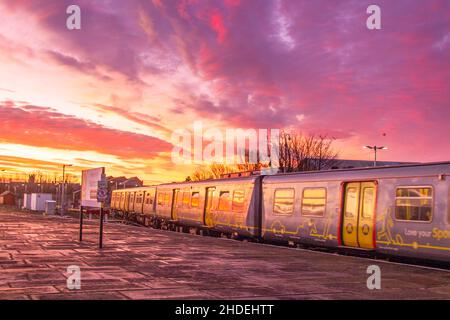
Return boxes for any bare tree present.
[189,163,234,181]
[279,131,338,172]
[187,161,269,181]
[186,132,343,181]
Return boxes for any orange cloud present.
[0,101,172,159]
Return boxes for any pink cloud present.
[210,10,227,43]
[0,101,172,158]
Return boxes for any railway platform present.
[0,206,449,300]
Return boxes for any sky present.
[0,0,449,184]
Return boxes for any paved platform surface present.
[0,206,449,300]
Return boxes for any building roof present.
[0,191,14,196]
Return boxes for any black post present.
[99,206,104,249]
[79,206,83,242]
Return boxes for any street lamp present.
[1,169,11,190]
[61,164,73,216]
[363,145,388,167]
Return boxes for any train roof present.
[112,186,156,193]
[263,161,450,184]
[113,162,450,191]
[157,175,261,189]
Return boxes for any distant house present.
[121,177,143,188]
[107,176,143,190]
[0,191,15,205]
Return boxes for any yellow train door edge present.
[171,189,179,220]
[341,181,377,249]
[204,187,215,227]
[358,182,377,249]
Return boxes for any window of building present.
[218,191,231,211]
[191,192,200,207]
[395,187,432,222]
[273,188,295,215]
[302,188,326,217]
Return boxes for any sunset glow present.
[1,0,449,183]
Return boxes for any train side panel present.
[262,180,340,247]
[375,175,450,262]
[142,187,156,215]
[208,177,262,238]
[174,186,205,227]
[155,187,174,219]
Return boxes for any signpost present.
[97,173,107,249]
[79,167,107,249]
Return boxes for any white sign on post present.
[81,167,104,208]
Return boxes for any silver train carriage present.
[154,176,263,237]
[111,162,450,263]
[263,162,450,262]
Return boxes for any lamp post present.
[61,164,72,216]
[1,169,11,191]
[364,146,387,167]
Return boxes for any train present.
[110,162,450,263]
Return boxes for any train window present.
[273,188,295,215]
[218,191,231,211]
[232,190,245,212]
[395,187,433,222]
[182,192,190,208]
[164,193,170,206]
[157,192,164,205]
[145,193,153,205]
[344,187,358,218]
[191,192,200,207]
[362,187,375,218]
[177,192,183,207]
[302,188,326,217]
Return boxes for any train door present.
[204,187,215,227]
[119,193,124,210]
[171,189,179,220]
[124,192,130,211]
[129,192,135,212]
[341,181,377,249]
